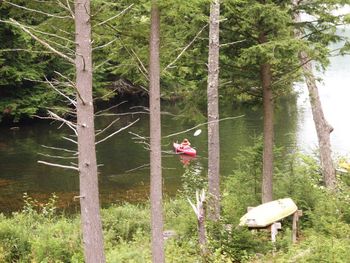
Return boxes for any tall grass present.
[1,147,350,262]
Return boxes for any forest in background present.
[1,0,348,123]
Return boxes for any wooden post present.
[270,222,282,242]
[292,210,303,243]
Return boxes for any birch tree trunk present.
[292,0,336,189]
[207,0,221,221]
[259,32,274,203]
[74,1,105,262]
[149,1,165,262]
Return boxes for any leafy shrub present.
[179,166,207,197]
[165,239,199,263]
[271,230,350,263]
[221,138,264,224]
[102,203,150,245]
[0,193,82,263]
[21,192,58,221]
[208,223,272,262]
[105,230,151,263]
[30,218,82,263]
[0,217,31,262]
[164,198,197,239]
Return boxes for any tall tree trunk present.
[292,0,336,189]
[207,0,221,221]
[259,32,274,203]
[149,2,165,262]
[300,53,335,188]
[75,1,105,262]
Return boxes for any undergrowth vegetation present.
[1,148,350,262]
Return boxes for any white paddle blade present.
[193,129,202,136]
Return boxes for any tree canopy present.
[0,0,349,122]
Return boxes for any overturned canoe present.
[239,198,298,227]
[339,161,350,171]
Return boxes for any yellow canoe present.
[339,161,350,171]
[239,198,298,227]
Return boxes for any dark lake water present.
[0,37,349,213]
[0,99,299,213]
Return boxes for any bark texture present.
[292,0,336,189]
[198,202,207,257]
[300,54,335,188]
[75,0,105,262]
[259,33,274,203]
[207,0,221,221]
[149,2,165,262]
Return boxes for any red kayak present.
[173,142,197,157]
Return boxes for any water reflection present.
[0,98,301,213]
[297,27,350,155]
[179,155,196,167]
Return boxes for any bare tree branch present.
[125,163,150,173]
[33,113,76,133]
[56,0,75,19]
[52,71,85,104]
[48,110,78,135]
[220,39,247,47]
[63,136,78,144]
[20,24,74,44]
[93,86,118,101]
[41,144,77,154]
[38,160,79,171]
[271,56,313,88]
[135,141,151,151]
[96,118,120,136]
[43,37,76,55]
[38,152,78,159]
[92,36,119,50]
[7,18,75,64]
[0,49,55,54]
[95,118,139,145]
[95,3,134,27]
[163,24,208,73]
[129,131,147,141]
[187,189,206,219]
[129,131,150,150]
[95,111,149,117]
[41,106,76,117]
[45,76,77,107]
[130,48,149,80]
[95,100,128,115]
[53,71,75,88]
[3,0,72,19]
[50,25,74,37]
[94,57,113,70]
[129,105,149,111]
[163,116,244,138]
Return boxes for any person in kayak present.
[180,138,191,149]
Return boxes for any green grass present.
[1,151,350,262]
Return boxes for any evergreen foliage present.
[0,0,72,122]
[0,0,348,122]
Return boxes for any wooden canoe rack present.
[246,207,303,243]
